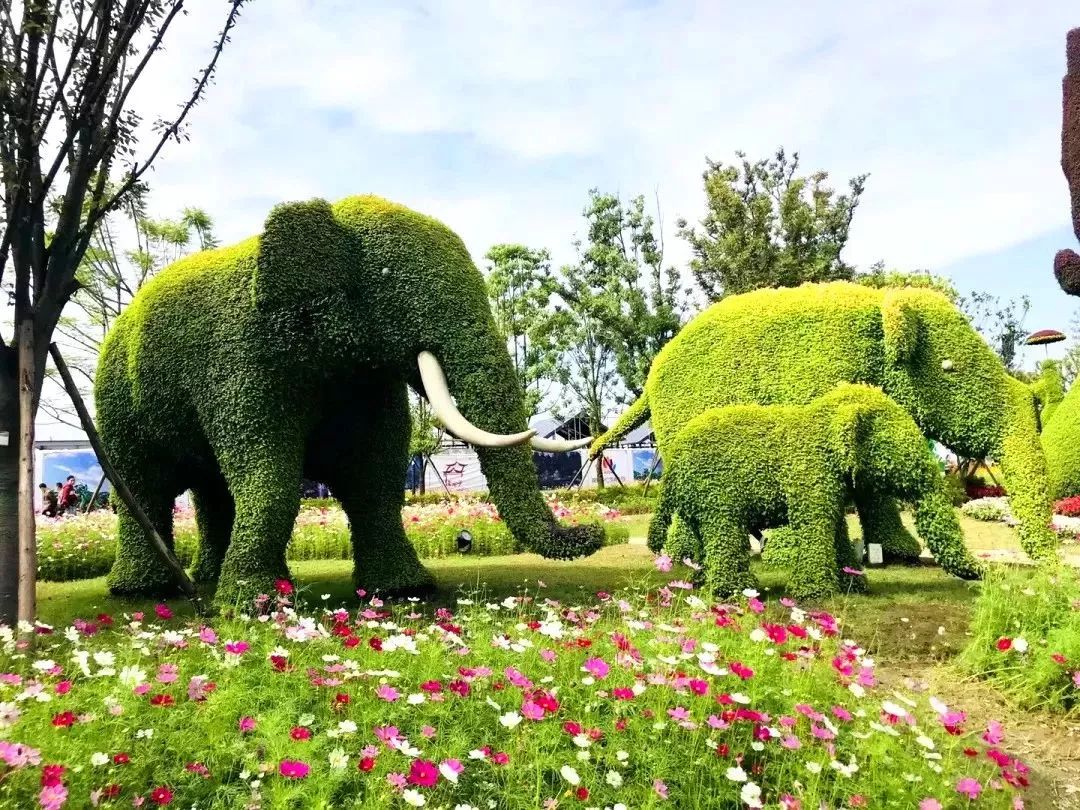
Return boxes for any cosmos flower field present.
[0,575,1032,809]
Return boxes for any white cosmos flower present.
[741,782,763,808]
[572,734,592,749]
[337,720,357,735]
[560,765,581,785]
[90,752,109,767]
[328,748,348,769]
[440,762,461,784]
[616,750,630,762]
[748,628,767,643]
[1013,637,1029,653]
[32,659,56,672]
[0,702,20,728]
[119,666,147,687]
[92,651,115,668]
[499,711,522,729]
[741,588,759,598]
[606,770,623,788]
[916,735,935,750]
[725,766,747,782]
[407,693,426,705]
[402,789,426,807]
[806,761,822,774]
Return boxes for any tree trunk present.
[0,348,20,627]
[17,320,36,625]
[592,414,606,490]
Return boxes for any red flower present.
[407,759,438,787]
[290,726,312,741]
[996,637,1013,651]
[449,679,470,697]
[368,637,383,652]
[51,711,76,728]
[493,752,509,765]
[575,787,590,800]
[150,786,173,805]
[358,757,376,772]
[112,753,130,765]
[101,784,121,799]
[149,694,174,707]
[1052,653,1068,665]
[40,764,65,787]
[333,692,350,711]
[96,613,114,626]
[270,655,289,672]
[154,604,173,620]
[274,579,294,596]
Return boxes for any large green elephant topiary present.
[594,281,1056,565]
[648,384,980,598]
[95,196,602,605]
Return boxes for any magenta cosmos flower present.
[279,760,310,779]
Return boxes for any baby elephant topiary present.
[648,384,982,598]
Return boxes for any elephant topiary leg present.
[697,512,758,596]
[107,468,179,597]
[832,516,868,594]
[330,385,435,596]
[853,486,922,564]
[786,518,842,600]
[190,478,235,585]
[213,440,303,607]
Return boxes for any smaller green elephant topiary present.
[648,384,982,599]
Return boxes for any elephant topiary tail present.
[647,477,676,554]
[590,392,649,459]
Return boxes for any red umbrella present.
[1025,329,1067,358]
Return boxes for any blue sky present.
[93,4,1080,361]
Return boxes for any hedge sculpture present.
[1055,27,1080,296]
[1042,373,1080,499]
[95,196,602,605]
[594,281,1057,564]
[1032,360,1066,428]
[647,385,980,598]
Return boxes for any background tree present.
[1059,310,1080,388]
[855,262,961,302]
[41,183,217,429]
[484,244,559,417]
[678,148,867,301]
[0,0,246,626]
[956,291,1031,372]
[572,190,686,397]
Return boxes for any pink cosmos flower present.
[654,554,673,572]
[39,783,67,810]
[521,700,546,721]
[198,627,217,645]
[653,779,669,799]
[540,649,557,663]
[1073,671,1080,688]
[154,604,173,620]
[748,597,765,614]
[386,772,407,790]
[279,760,310,779]
[224,641,249,656]
[667,706,690,721]
[982,720,1005,745]
[421,725,437,738]
[238,716,256,733]
[375,684,399,702]
[156,664,178,684]
[919,801,942,810]
[583,658,609,679]
[375,725,401,745]
[780,796,802,810]
[955,778,982,800]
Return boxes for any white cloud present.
[119,0,1077,276]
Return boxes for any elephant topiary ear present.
[253,198,358,310]
[881,289,921,366]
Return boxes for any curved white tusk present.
[530,435,593,452]
[417,351,536,448]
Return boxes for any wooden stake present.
[48,343,206,615]
[85,473,106,513]
[16,320,36,626]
